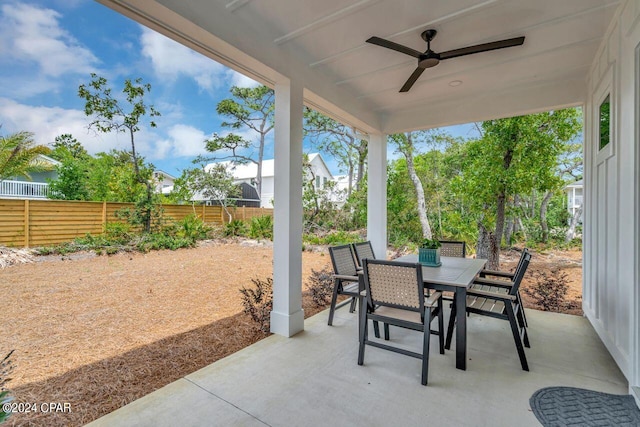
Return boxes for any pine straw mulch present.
[1,241,332,427]
[0,243,582,426]
[0,247,34,269]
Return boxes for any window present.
[599,94,610,150]
[323,177,328,188]
[316,176,321,188]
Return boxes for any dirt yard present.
[0,242,582,426]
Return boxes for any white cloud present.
[0,3,99,77]
[0,97,130,154]
[156,124,209,158]
[140,28,227,91]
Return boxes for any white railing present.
[0,180,50,199]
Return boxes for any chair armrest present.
[473,277,515,289]
[480,269,514,279]
[467,288,516,302]
[333,274,359,281]
[425,291,442,307]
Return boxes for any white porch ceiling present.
[99,0,620,134]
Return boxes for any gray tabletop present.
[394,255,487,288]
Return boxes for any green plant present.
[224,219,248,237]
[420,238,441,249]
[239,277,273,333]
[104,222,133,244]
[306,267,334,307]
[0,350,15,424]
[178,214,211,241]
[249,215,273,240]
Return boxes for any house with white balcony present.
[0,154,60,199]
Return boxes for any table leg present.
[455,288,467,370]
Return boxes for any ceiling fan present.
[366,29,525,93]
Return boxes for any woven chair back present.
[439,240,466,258]
[363,259,423,312]
[329,244,358,277]
[353,241,376,267]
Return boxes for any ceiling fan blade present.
[366,36,422,59]
[399,67,425,92]
[439,36,525,60]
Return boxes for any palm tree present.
[0,131,51,182]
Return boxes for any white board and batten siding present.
[584,0,640,404]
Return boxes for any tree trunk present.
[540,190,553,243]
[565,203,583,242]
[504,217,514,247]
[477,223,500,270]
[404,141,432,239]
[256,130,265,200]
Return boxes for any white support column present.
[367,133,387,259]
[271,78,304,337]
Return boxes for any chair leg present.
[327,280,340,326]
[422,307,432,386]
[349,297,357,313]
[445,300,457,350]
[437,299,445,354]
[515,303,530,348]
[358,308,368,366]
[373,320,381,338]
[384,323,390,341]
[506,302,529,371]
[517,292,529,328]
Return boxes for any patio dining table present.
[394,254,487,370]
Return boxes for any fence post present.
[24,199,30,248]
[102,201,107,231]
[202,204,206,223]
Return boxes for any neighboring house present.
[204,153,334,208]
[564,179,583,222]
[152,170,176,195]
[0,154,60,199]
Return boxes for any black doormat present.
[530,386,640,426]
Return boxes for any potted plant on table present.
[418,238,442,267]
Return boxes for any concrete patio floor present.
[88,306,627,427]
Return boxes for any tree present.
[453,109,581,268]
[78,73,160,232]
[304,108,368,198]
[49,134,88,161]
[389,131,455,240]
[177,163,240,222]
[0,130,51,182]
[201,86,274,200]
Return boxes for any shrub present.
[104,222,133,244]
[178,214,211,241]
[224,219,248,237]
[306,267,334,307]
[135,233,195,252]
[524,270,580,312]
[249,215,273,240]
[239,277,273,333]
[0,350,15,424]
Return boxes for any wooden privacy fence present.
[0,199,273,248]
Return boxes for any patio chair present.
[328,244,361,326]
[445,252,531,371]
[353,240,376,269]
[476,248,530,327]
[439,240,466,258]
[358,259,444,385]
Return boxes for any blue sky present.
[0,0,479,178]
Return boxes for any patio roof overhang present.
[98,0,619,134]
[96,0,623,339]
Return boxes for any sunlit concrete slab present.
[88,307,627,427]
